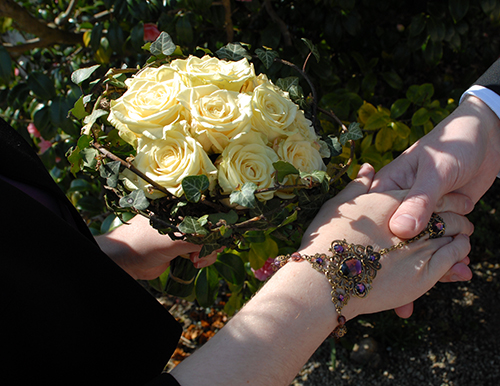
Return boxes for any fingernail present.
[450,274,463,282]
[392,214,417,232]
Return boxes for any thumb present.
[389,189,440,239]
[334,163,375,203]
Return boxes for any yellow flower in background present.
[177,84,252,154]
[217,131,279,201]
[121,126,217,199]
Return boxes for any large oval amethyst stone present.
[340,258,362,277]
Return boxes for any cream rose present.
[250,82,298,142]
[121,128,217,199]
[170,55,256,92]
[177,84,252,154]
[217,132,279,201]
[108,65,186,146]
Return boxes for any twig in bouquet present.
[273,57,319,133]
[91,142,174,198]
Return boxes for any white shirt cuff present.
[460,85,500,178]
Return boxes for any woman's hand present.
[96,215,221,280]
[299,163,474,320]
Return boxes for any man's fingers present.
[394,303,414,319]
[435,193,474,214]
[334,163,375,203]
[438,257,472,283]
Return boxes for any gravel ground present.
[159,180,500,386]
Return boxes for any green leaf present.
[80,147,98,169]
[340,122,364,145]
[195,266,219,308]
[301,38,320,62]
[216,42,252,61]
[178,216,209,236]
[244,230,266,244]
[150,31,176,56]
[176,15,193,46]
[71,64,101,86]
[412,107,431,126]
[390,121,411,139]
[449,0,470,23]
[427,17,446,42]
[248,236,278,270]
[119,189,150,210]
[381,70,403,90]
[69,95,88,120]
[255,48,279,69]
[325,136,343,157]
[130,22,145,51]
[90,23,104,51]
[375,126,395,153]
[390,98,411,119]
[81,109,108,135]
[27,72,56,100]
[0,45,12,84]
[363,110,391,131]
[214,253,246,285]
[273,161,299,183]
[165,256,197,297]
[208,210,238,226]
[99,160,121,188]
[230,182,257,209]
[182,175,209,203]
[107,19,125,53]
[33,105,55,139]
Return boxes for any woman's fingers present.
[431,212,474,238]
[333,163,375,203]
[428,234,471,280]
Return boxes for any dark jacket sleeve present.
[0,121,182,385]
[473,58,500,95]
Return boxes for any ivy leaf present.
[301,38,320,62]
[273,161,299,183]
[119,189,150,210]
[178,216,209,236]
[71,64,101,86]
[325,136,343,157]
[81,109,108,135]
[255,48,279,69]
[182,175,209,203]
[195,266,219,308]
[230,182,257,209]
[99,160,121,188]
[208,210,238,225]
[214,253,246,285]
[216,42,252,61]
[340,122,363,145]
[150,31,176,57]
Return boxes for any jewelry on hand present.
[272,213,446,338]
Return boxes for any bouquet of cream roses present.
[70,34,361,310]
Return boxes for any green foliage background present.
[2,0,500,311]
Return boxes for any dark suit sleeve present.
[473,58,500,94]
[0,121,182,385]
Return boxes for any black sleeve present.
[146,372,182,386]
[473,58,500,95]
[0,121,183,385]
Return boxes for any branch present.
[221,0,234,43]
[263,0,292,47]
[0,0,82,54]
[91,142,174,198]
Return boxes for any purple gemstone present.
[432,221,445,232]
[369,254,376,261]
[341,258,362,277]
[338,294,345,302]
[334,244,344,253]
[355,283,366,294]
[315,257,323,264]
